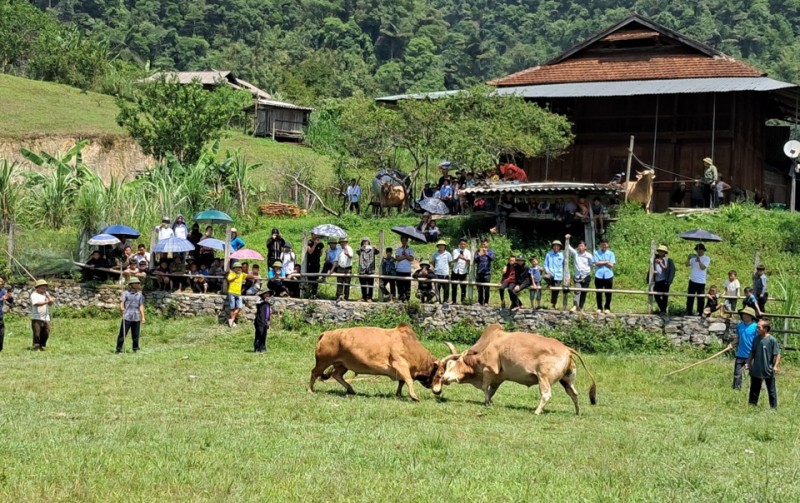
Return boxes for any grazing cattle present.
[309,324,444,400]
[438,324,597,415]
[379,182,406,216]
[624,169,656,213]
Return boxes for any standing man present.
[727,306,758,390]
[651,245,675,315]
[321,238,340,278]
[332,237,353,301]
[0,276,12,352]
[432,240,453,304]
[395,236,414,302]
[702,157,718,208]
[30,279,54,351]
[747,319,781,409]
[593,238,616,314]
[230,228,246,252]
[565,234,593,313]
[544,240,565,309]
[306,234,324,299]
[475,238,495,306]
[346,178,361,214]
[451,238,472,304]
[752,264,768,313]
[157,217,174,241]
[226,262,246,328]
[253,290,271,353]
[357,238,376,302]
[117,277,145,353]
[686,243,710,316]
[265,228,285,266]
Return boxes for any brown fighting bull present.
[309,324,444,401]
[624,169,655,213]
[379,182,406,216]
[439,324,597,415]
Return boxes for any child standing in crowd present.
[528,257,543,309]
[753,264,768,312]
[723,270,740,313]
[742,287,763,317]
[379,247,397,301]
[253,290,272,353]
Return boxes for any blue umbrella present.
[418,197,449,215]
[678,229,722,242]
[197,238,226,251]
[193,209,233,224]
[88,233,121,246]
[102,224,141,239]
[153,237,195,253]
[310,224,347,238]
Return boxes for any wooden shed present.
[247,99,313,141]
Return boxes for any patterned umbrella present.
[153,237,196,253]
[230,249,265,261]
[101,225,141,239]
[391,225,427,243]
[197,238,226,251]
[88,233,121,246]
[310,224,347,238]
[418,197,449,215]
[192,209,234,224]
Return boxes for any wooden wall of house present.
[522,92,777,211]
[255,107,309,136]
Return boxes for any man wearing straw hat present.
[30,279,54,351]
[702,157,718,208]
[652,245,675,315]
[726,306,758,390]
[117,277,145,353]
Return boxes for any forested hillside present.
[10,0,800,103]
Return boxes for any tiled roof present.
[462,182,623,197]
[490,52,763,87]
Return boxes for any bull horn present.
[445,342,458,355]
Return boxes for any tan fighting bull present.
[439,324,597,415]
[625,169,656,213]
[379,182,406,216]
[309,324,444,401]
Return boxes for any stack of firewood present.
[259,202,307,217]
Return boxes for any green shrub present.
[546,319,674,354]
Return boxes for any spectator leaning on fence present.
[432,240,453,303]
[686,243,710,316]
[357,238,376,302]
[652,245,675,315]
[333,237,353,301]
[475,238,495,306]
[565,234,593,313]
[593,238,616,314]
[544,240,565,309]
[395,237,414,302]
[380,248,397,302]
[451,238,472,305]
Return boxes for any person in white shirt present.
[565,234,593,312]
[450,238,472,304]
[346,179,361,214]
[332,237,354,300]
[157,216,175,241]
[432,240,453,303]
[686,243,711,316]
[395,236,414,302]
[280,244,296,276]
[172,214,189,240]
[723,269,741,312]
[30,279,54,351]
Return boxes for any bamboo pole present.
[647,240,656,314]
[665,346,731,376]
[223,225,232,272]
[624,135,635,202]
[300,231,308,299]
[562,238,570,310]
[378,231,385,302]
[467,237,477,303]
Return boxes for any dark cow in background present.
[309,324,444,401]
[439,324,597,415]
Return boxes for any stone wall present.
[5,283,733,347]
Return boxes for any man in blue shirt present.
[475,238,495,306]
[727,306,758,390]
[438,178,455,213]
[230,228,246,252]
[593,238,616,313]
[544,240,565,309]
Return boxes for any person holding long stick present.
[117,277,145,353]
[30,279,54,351]
[726,306,758,390]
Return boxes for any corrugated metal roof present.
[462,182,623,196]
[141,71,231,85]
[252,99,314,111]
[376,77,797,103]
[496,77,797,98]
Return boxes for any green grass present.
[0,74,122,137]
[0,314,797,501]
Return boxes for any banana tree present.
[0,159,24,268]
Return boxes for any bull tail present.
[569,349,597,405]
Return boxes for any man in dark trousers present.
[117,277,145,353]
[747,319,781,409]
[253,290,272,353]
[651,245,675,315]
[306,234,324,299]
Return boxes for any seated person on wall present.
[591,197,606,233]
[267,261,289,297]
[245,264,262,296]
[561,199,578,222]
[412,260,437,304]
[84,251,108,281]
[153,261,172,291]
[170,256,188,292]
[122,261,139,283]
[188,262,208,293]
[537,200,551,215]
[577,197,590,219]
[286,264,302,298]
[703,285,724,317]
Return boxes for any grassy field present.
[0,314,797,502]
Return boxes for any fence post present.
[300,231,308,299]
[378,231,385,302]
[562,238,570,310]
[468,238,477,303]
[647,240,656,313]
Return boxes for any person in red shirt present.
[499,163,528,182]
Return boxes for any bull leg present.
[482,371,498,406]
[395,381,405,397]
[486,383,502,404]
[560,378,580,415]
[534,380,553,415]
[331,364,356,395]
[392,364,419,401]
[308,361,330,393]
